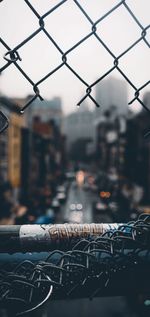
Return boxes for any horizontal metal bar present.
[0,224,121,253]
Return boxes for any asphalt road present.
[60,181,113,223]
[61,182,93,223]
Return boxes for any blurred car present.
[70,203,76,211]
[35,208,55,224]
[107,201,120,221]
[57,185,66,193]
[69,211,83,223]
[93,200,107,213]
[65,171,75,181]
[108,201,119,211]
[69,203,83,223]
[51,198,60,212]
[56,192,66,203]
[56,184,67,203]
[76,203,83,211]
[70,203,83,211]
[83,182,90,191]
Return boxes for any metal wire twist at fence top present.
[0,214,150,316]
[0,0,150,133]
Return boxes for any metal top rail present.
[0,214,149,315]
[0,223,120,253]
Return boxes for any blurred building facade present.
[0,97,25,197]
[8,112,24,188]
[125,109,150,203]
[95,108,126,174]
[0,95,66,204]
[94,89,150,204]
[21,116,66,199]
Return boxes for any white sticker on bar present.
[20,225,51,247]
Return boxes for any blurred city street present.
[0,1,150,315]
[45,181,137,317]
[61,181,93,223]
[60,178,115,225]
[0,176,144,317]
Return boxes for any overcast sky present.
[0,0,150,114]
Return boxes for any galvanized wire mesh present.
[0,214,150,315]
[0,0,150,133]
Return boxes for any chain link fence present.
[0,3,150,315]
[0,214,150,315]
[0,0,150,133]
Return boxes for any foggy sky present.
[0,0,150,114]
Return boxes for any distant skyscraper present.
[63,104,95,151]
[95,77,128,117]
